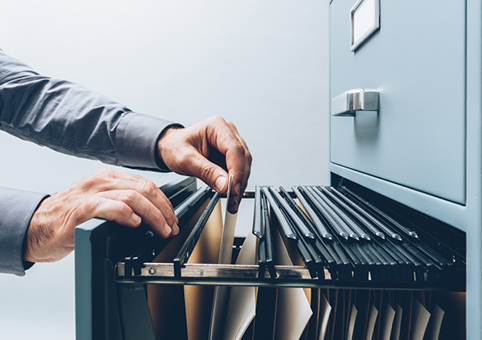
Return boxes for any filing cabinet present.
[330,0,466,204]
[74,2,480,339]
[329,0,481,338]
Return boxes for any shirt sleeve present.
[0,48,182,171]
[0,49,184,275]
[0,187,49,276]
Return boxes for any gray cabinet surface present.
[330,0,466,204]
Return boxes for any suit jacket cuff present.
[115,113,183,171]
[0,187,49,276]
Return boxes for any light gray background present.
[0,1,329,339]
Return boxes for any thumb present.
[191,154,229,193]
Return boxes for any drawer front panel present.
[330,0,466,204]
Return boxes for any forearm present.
[0,187,48,276]
[0,49,178,171]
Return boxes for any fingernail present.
[215,176,226,192]
[164,223,172,236]
[172,223,179,236]
[132,214,141,225]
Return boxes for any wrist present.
[155,124,184,171]
[22,196,60,263]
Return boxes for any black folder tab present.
[340,186,419,239]
[312,187,362,241]
[269,186,315,240]
[262,186,297,240]
[174,186,212,224]
[299,186,350,240]
[262,195,277,279]
[252,185,264,239]
[292,186,333,240]
[173,191,218,277]
[327,187,402,241]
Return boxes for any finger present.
[122,176,179,226]
[73,195,175,238]
[72,196,142,229]
[96,190,178,237]
[225,145,246,214]
[207,120,246,181]
[220,121,252,213]
[226,120,251,192]
[225,120,249,150]
[86,169,178,227]
[186,148,229,193]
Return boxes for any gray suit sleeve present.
[0,187,48,276]
[0,49,183,275]
[0,48,180,170]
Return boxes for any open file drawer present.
[75,177,466,340]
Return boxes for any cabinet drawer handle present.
[331,89,379,116]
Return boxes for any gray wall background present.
[0,1,329,339]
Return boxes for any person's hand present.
[23,168,178,263]
[157,116,252,214]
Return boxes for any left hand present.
[157,116,252,213]
[23,168,179,263]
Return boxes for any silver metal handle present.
[331,89,379,116]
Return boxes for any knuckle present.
[226,120,237,131]
[82,197,101,213]
[98,168,116,177]
[142,205,163,226]
[81,169,114,189]
[209,115,225,125]
[199,164,216,181]
[139,180,158,197]
[246,150,253,163]
[153,209,165,223]
[231,142,246,157]
[72,198,98,226]
[116,203,132,217]
[122,190,139,203]
[164,207,176,221]
[79,174,97,188]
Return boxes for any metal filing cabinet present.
[330,0,466,204]
[74,1,479,339]
[329,0,481,338]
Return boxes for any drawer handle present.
[331,89,379,116]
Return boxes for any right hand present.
[157,116,252,214]
[23,168,178,263]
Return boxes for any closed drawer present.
[330,0,466,204]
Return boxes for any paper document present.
[223,232,257,340]
[379,301,396,340]
[184,200,223,340]
[346,304,358,340]
[390,304,403,340]
[365,305,379,340]
[272,224,312,340]
[209,175,239,340]
[409,298,431,340]
[148,199,210,340]
[425,304,445,340]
